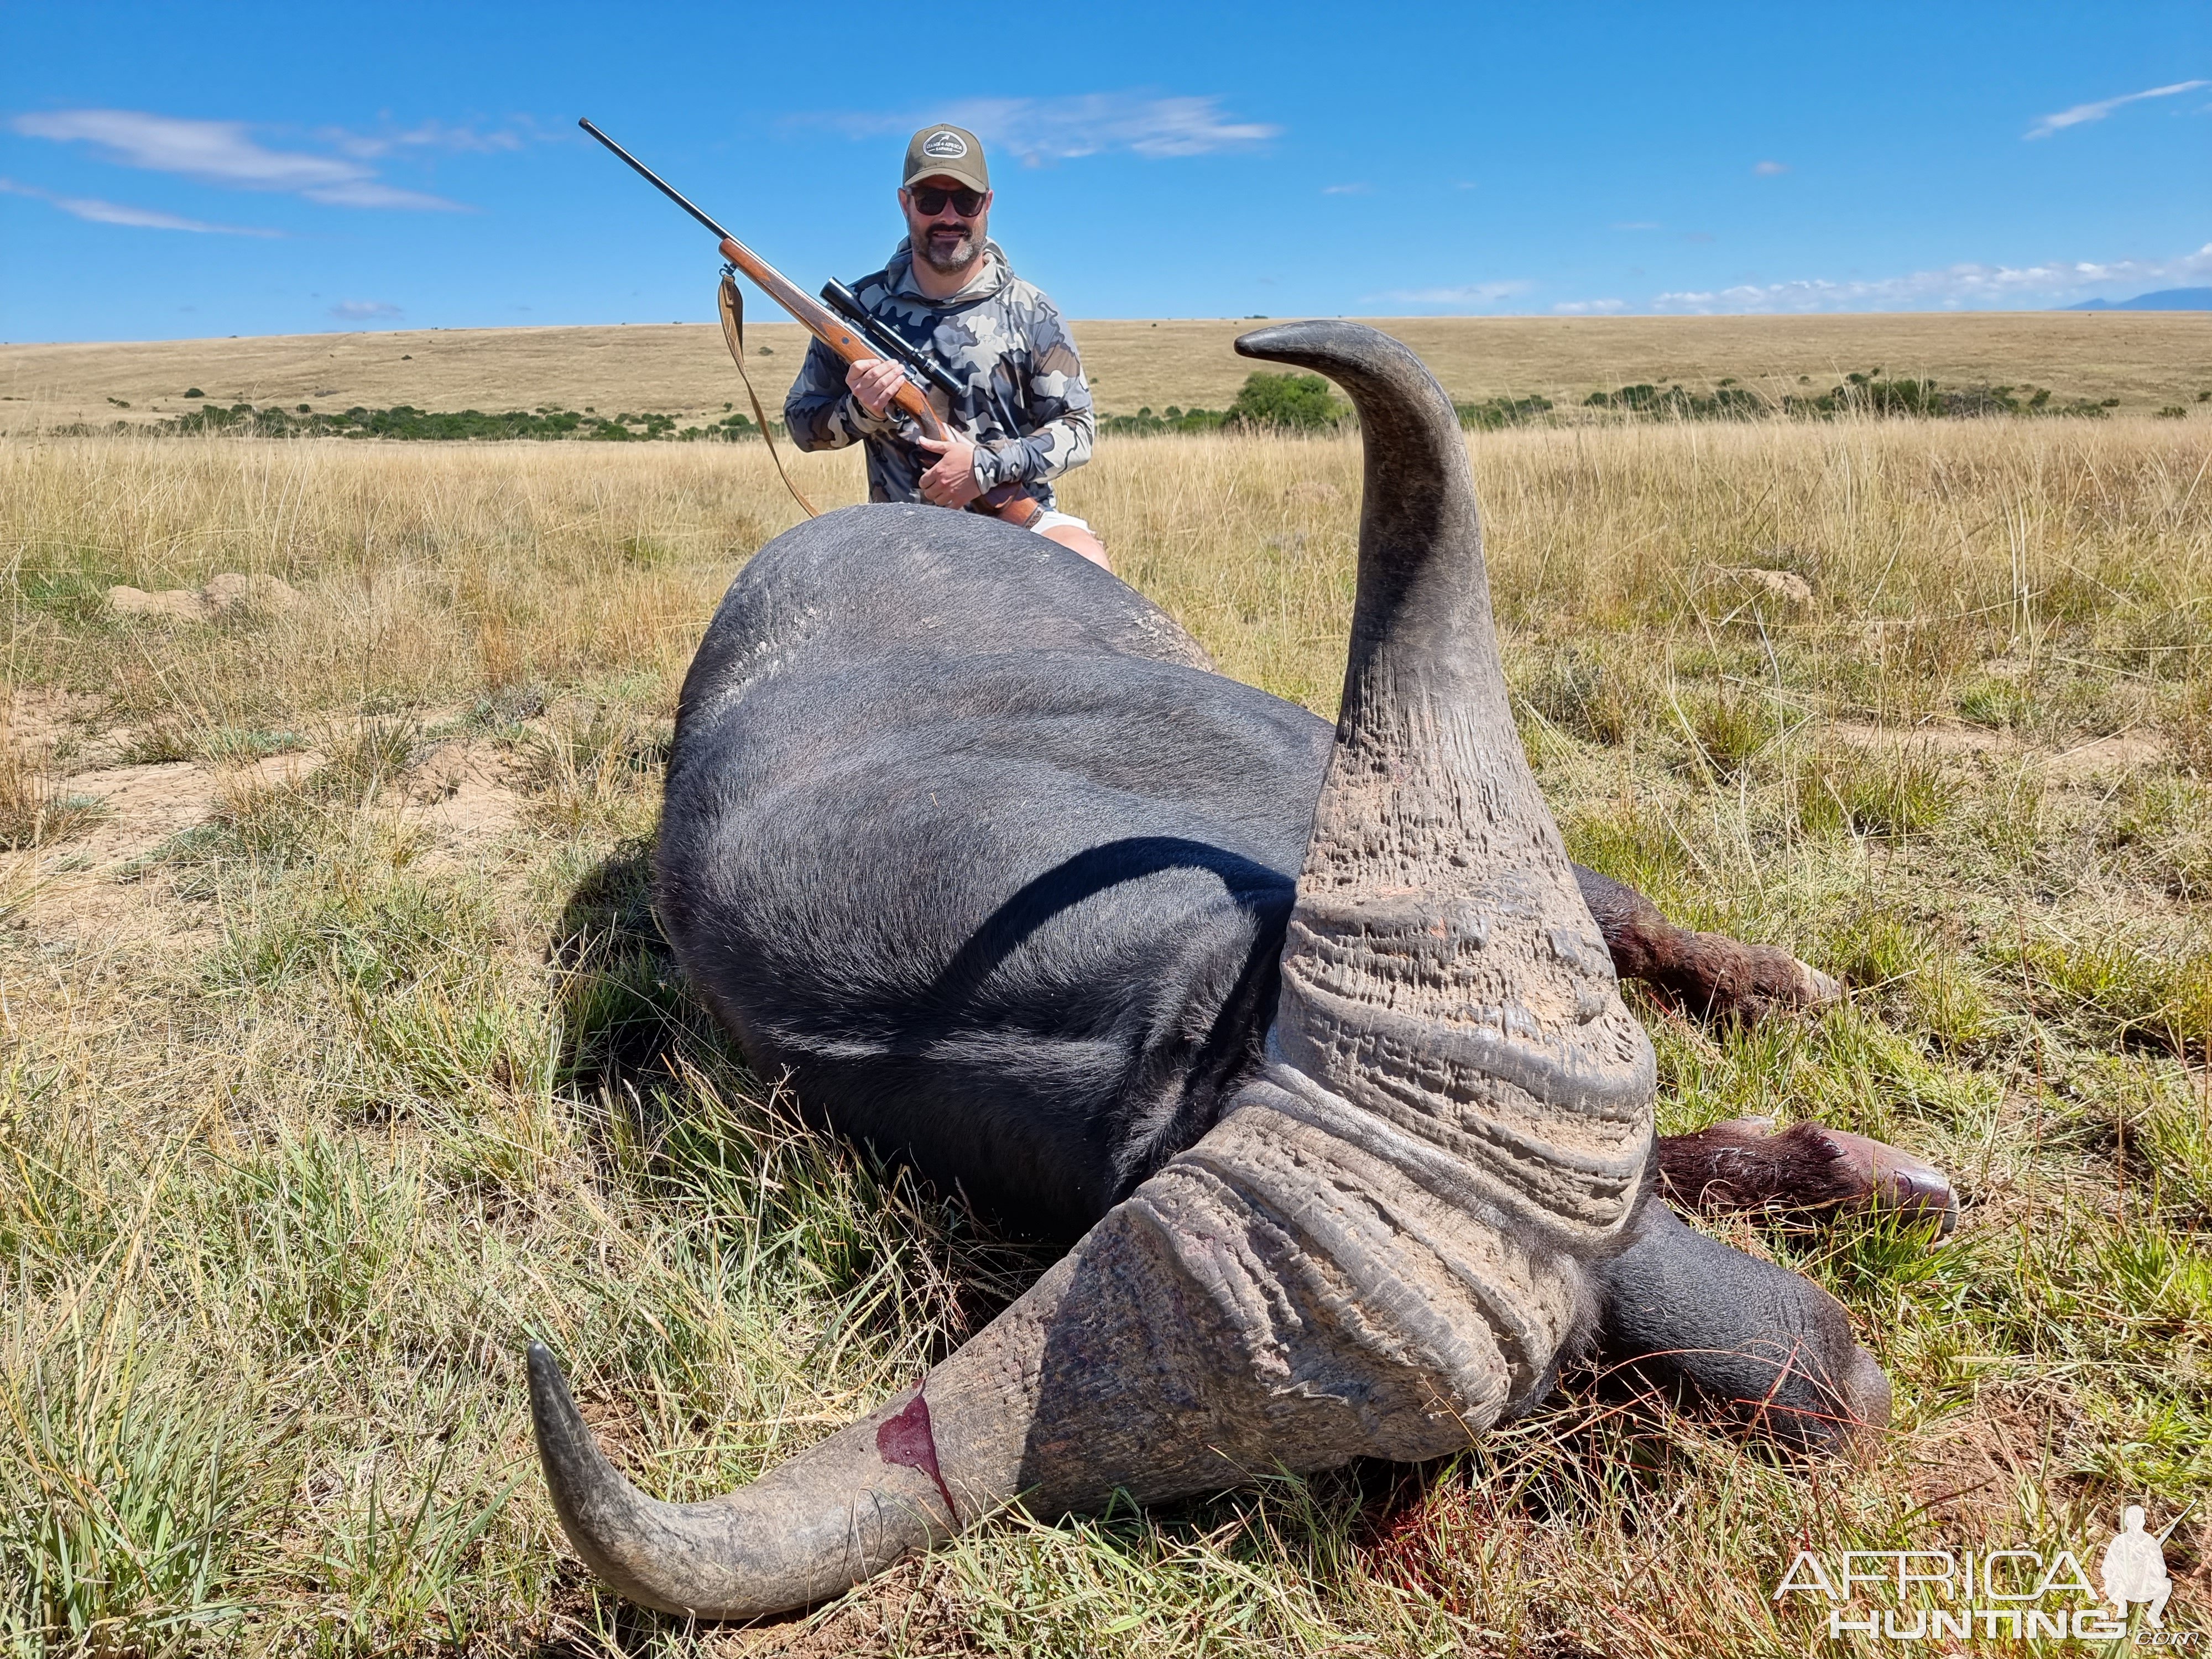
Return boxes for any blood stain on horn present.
[875,1390,959,1522]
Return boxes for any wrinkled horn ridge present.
[1234,321,1655,1245]
[530,322,1658,1621]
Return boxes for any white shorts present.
[1031,510,1093,539]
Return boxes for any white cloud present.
[1611,220,1662,231]
[299,180,462,210]
[0,173,278,234]
[811,91,1279,162]
[1752,159,1790,176]
[330,299,402,319]
[319,118,531,160]
[2026,79,2210,138]
[1370,280,1532,306]
[9,108,466,209]
[14,109,354,187]
[1553,298,1625,315]
[1652,242,2212,312]
[1322,182,1370,195]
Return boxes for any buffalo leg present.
[1569,869,1958,1230]
[1573,864,1840,1023]
[1591,1192,1891,1452]
[1658,1117,1957,1234]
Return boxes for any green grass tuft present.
[1797,745,1959,838]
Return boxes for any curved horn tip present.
[526,1340,713,1619]
[1230,321,1459,447]
[524,1340,935,1623]
[528,1340,660,1550]
[1232,318,1419,375]
[1234,318,1359,360]
[527,1339,594,1480]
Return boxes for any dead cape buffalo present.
[528,321,1952,1619]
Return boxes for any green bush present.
[1223,372,1344,431]
[145,403,766,443]
[1585,382,1765,419]
[1456,394,1553,430]
[1797,748,1958,838]
[1098,385,1347,437]
[1099,404,1227,436]
[1783,372,2109,420]
[1681,687,1770,777]
[2000,931,2212,1056]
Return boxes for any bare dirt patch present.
[69,752,316,865]
[22,727,530,951]
[4,684,103,750]
[404,738,526,863]
[1828,717,2168,780]
[26,750,316,951]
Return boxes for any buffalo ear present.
[1591,1201,1893,1452]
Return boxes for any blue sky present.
[1,1,2205,342]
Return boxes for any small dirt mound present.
[1711,565,1813,605]
[108,572,299,620]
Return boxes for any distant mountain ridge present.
[2067,288,2212,312]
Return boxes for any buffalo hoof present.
[1783,956,1844,1011]
[1657,1118,1958,1235]
[1714,943,1843,1022]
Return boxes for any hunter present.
[784,123,1109,569]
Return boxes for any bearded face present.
[901,179,989,276]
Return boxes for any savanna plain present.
[3,333,2211,1656]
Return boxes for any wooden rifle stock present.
[709,235,948,443]
[580,118,1038,527]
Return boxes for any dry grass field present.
[3,408,2210,1655]
[3,310,2208,433]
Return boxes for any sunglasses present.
[909,185,986,218]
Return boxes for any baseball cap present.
[902,124,989,194]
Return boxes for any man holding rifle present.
[784,124,1110,569]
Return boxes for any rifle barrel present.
[577,118,732,243]
[578,118,952,445]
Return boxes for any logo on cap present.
[921,130,969,159]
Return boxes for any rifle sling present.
[719,271,819,519]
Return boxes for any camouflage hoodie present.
[783,238,1095,510]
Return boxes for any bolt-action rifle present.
[578,118,1040,527]
[817,276,1024,439]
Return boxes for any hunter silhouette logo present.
[921,130,969,159]
[1773,1510,2194,1642]
[2101,1505,2178,1629]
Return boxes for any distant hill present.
[2067,288,2212,312]
[6,310,2210,434]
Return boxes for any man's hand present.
[916,435,983,508]
[845,357,908,419]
